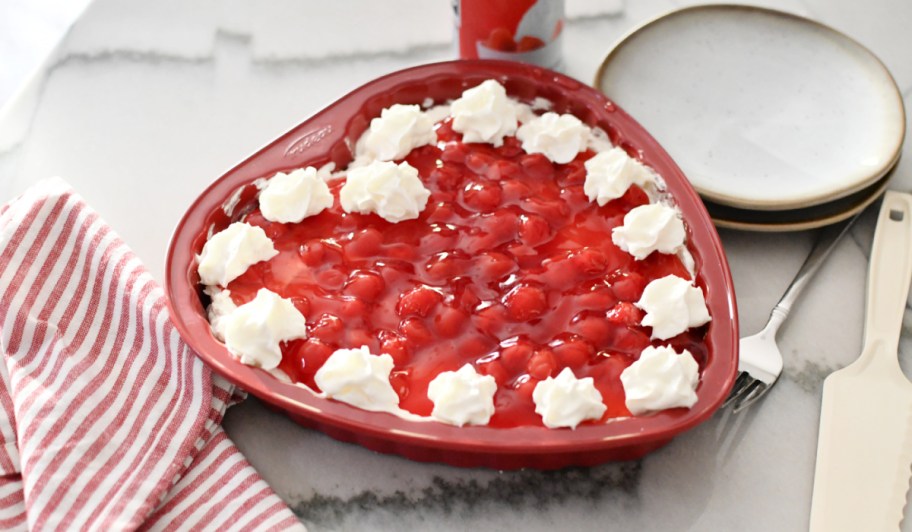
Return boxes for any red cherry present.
[441,143,470,164]
[486,160,523,182]
[571,311,612,345]
[538,255,573,289]
[425,252,469,281]
[338,298,368,319]
[527,348,557,380]
[397,286,443,318]
[514,376,537,400]
[345,228,383,259]
[610,271,647,302]
[519,153,554,180]
[575,285,617,310]
[399,317,433,346]
[571,248,608,276]
[474,251,517,283]
[342,271,385,302]
[378,331,409,365]
[523,196,570,222]
[615,184,650,212]
[559,166,587,187]
[426,201,456,223]
[516,35,545,52]
[462,180,503,212]
[635,252,692,282]
[465,151,496,173]
[310,314,344,343]
[457,336,493,359]
[500,341,533,372]
[386,243,417,261]
[501,179,532,201]
[431,166,464,190]
[476,359,508,386]
[461,211,519,254]
[552,338,595,367]
[455,284,482,312]
[496,137,524,158]
[298,241,326,266]
[435,118,458,141]
[316,268,347,290]
[434,306,468,338]
[473,304,507,337]
[519,214,551,247]
[504,285,548,322]
[609,328,651,355]
[420,226,459,255]
[606,302,644,326]
[346,328,374,348]
[485,27,516,52]
[295,338,334,380]
[290,296,310,316]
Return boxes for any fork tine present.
[731,379,770,413]
[723,372,752,407]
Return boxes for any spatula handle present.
[809,191,912,532]
[862,191,912,354]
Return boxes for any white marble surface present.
[0,0,91,106]
[1,0,911,530]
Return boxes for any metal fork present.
[725,215,858,412]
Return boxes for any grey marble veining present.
[0,0,911,530]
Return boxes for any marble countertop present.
[1,0,911,530]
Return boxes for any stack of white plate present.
[594,5,905,231]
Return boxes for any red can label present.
[454,0,565,69]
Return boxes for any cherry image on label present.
[222,116,709,429]
[454,0,564,69]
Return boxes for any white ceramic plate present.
[594,5,905,211]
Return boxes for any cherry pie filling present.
[221,117,708,428]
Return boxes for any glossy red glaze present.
[230,117,705,427]
[165,60,739,469]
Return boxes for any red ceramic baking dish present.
[165,60,738,470]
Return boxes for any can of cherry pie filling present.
[453,0,565,70]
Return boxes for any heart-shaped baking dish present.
[165,60,738,470]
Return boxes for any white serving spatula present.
[809,191,912,531]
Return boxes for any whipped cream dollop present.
[314,346,401,413]
[427,364,497,426]
[259,167,334,223]
[612,203,686,260]
[584,147,655,205]
[620,345,699,415]
[204,286,237,341]
[450,79,518,147]
[532,368,607,429]
[360,104,437,162]
[516,112,590,164]
[587,126,614,153]
[340,160,431,223]
[636,275,711,340]
[197,222,278,287]
[219,288,308,370]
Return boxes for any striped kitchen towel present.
[0,178,305,531]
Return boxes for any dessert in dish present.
[196,79,711,430]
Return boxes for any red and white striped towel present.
[0,178,305,531]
